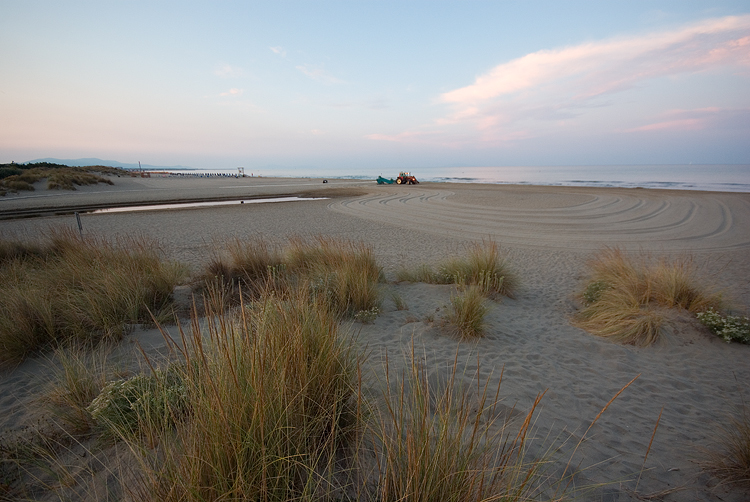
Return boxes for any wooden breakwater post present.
[75,212,83,238]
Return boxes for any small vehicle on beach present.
[377,172,419,185]
[396,172,419,184]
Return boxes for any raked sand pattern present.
[330,185,750,251]
[1,177,749,501]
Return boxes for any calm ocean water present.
[166,165,750,193]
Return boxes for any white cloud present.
[220,88,244,97]
[215,63,244,78]
[270,46,287,57]
[296,64,346,84]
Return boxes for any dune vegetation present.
[0,162,128,195]
[1,234,746,499]
[202,236,384,318]
[396,240,517,298]
[575,248,724,346]
[0,236,565,502]
[701,402,750,490]
[0,229,187,363]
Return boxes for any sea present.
[154,164,750,193]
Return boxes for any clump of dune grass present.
[396,240,517,298]
[0,238,46,263]
[203,238,285,292]
[0,229,187,363]
[702,403,750,489]
[390,290,408,311]
[369,346,549,502]
[395,263,443,284]
[575,248,722,346]
[47,170,114,190]
[201,236,383,318]
[121,287,363,501]
[286,237,383,315]
[446,285,490,339]
[45,345,115,433]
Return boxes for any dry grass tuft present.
[118,287,363,501]
[447,285,490,339]
[44,344,115,433]
[396,240,517,298]
[201,236,382,317]
[370,346,550,502]
[0,229,187,363]
[702,403,750,488]
[575,248,722,346]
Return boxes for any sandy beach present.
[1,175,749,501]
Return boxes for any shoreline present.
[1,174,748,218]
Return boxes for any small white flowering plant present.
[696,308,750,344]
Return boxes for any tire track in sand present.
[328,188,750,251]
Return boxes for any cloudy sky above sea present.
[1,1,749,170]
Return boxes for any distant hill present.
[25,158,192,170]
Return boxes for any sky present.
[1,1,749,171]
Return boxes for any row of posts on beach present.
[142,167,251,178]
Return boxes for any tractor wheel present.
[396,178,402,184]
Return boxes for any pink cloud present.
[628,118,704,132]
[442,15,750,106]
[626,107,750,132]
[368,15,750,147]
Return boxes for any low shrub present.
[354,306,380,324]
[88,365,189,441]
[697,308,750,344]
